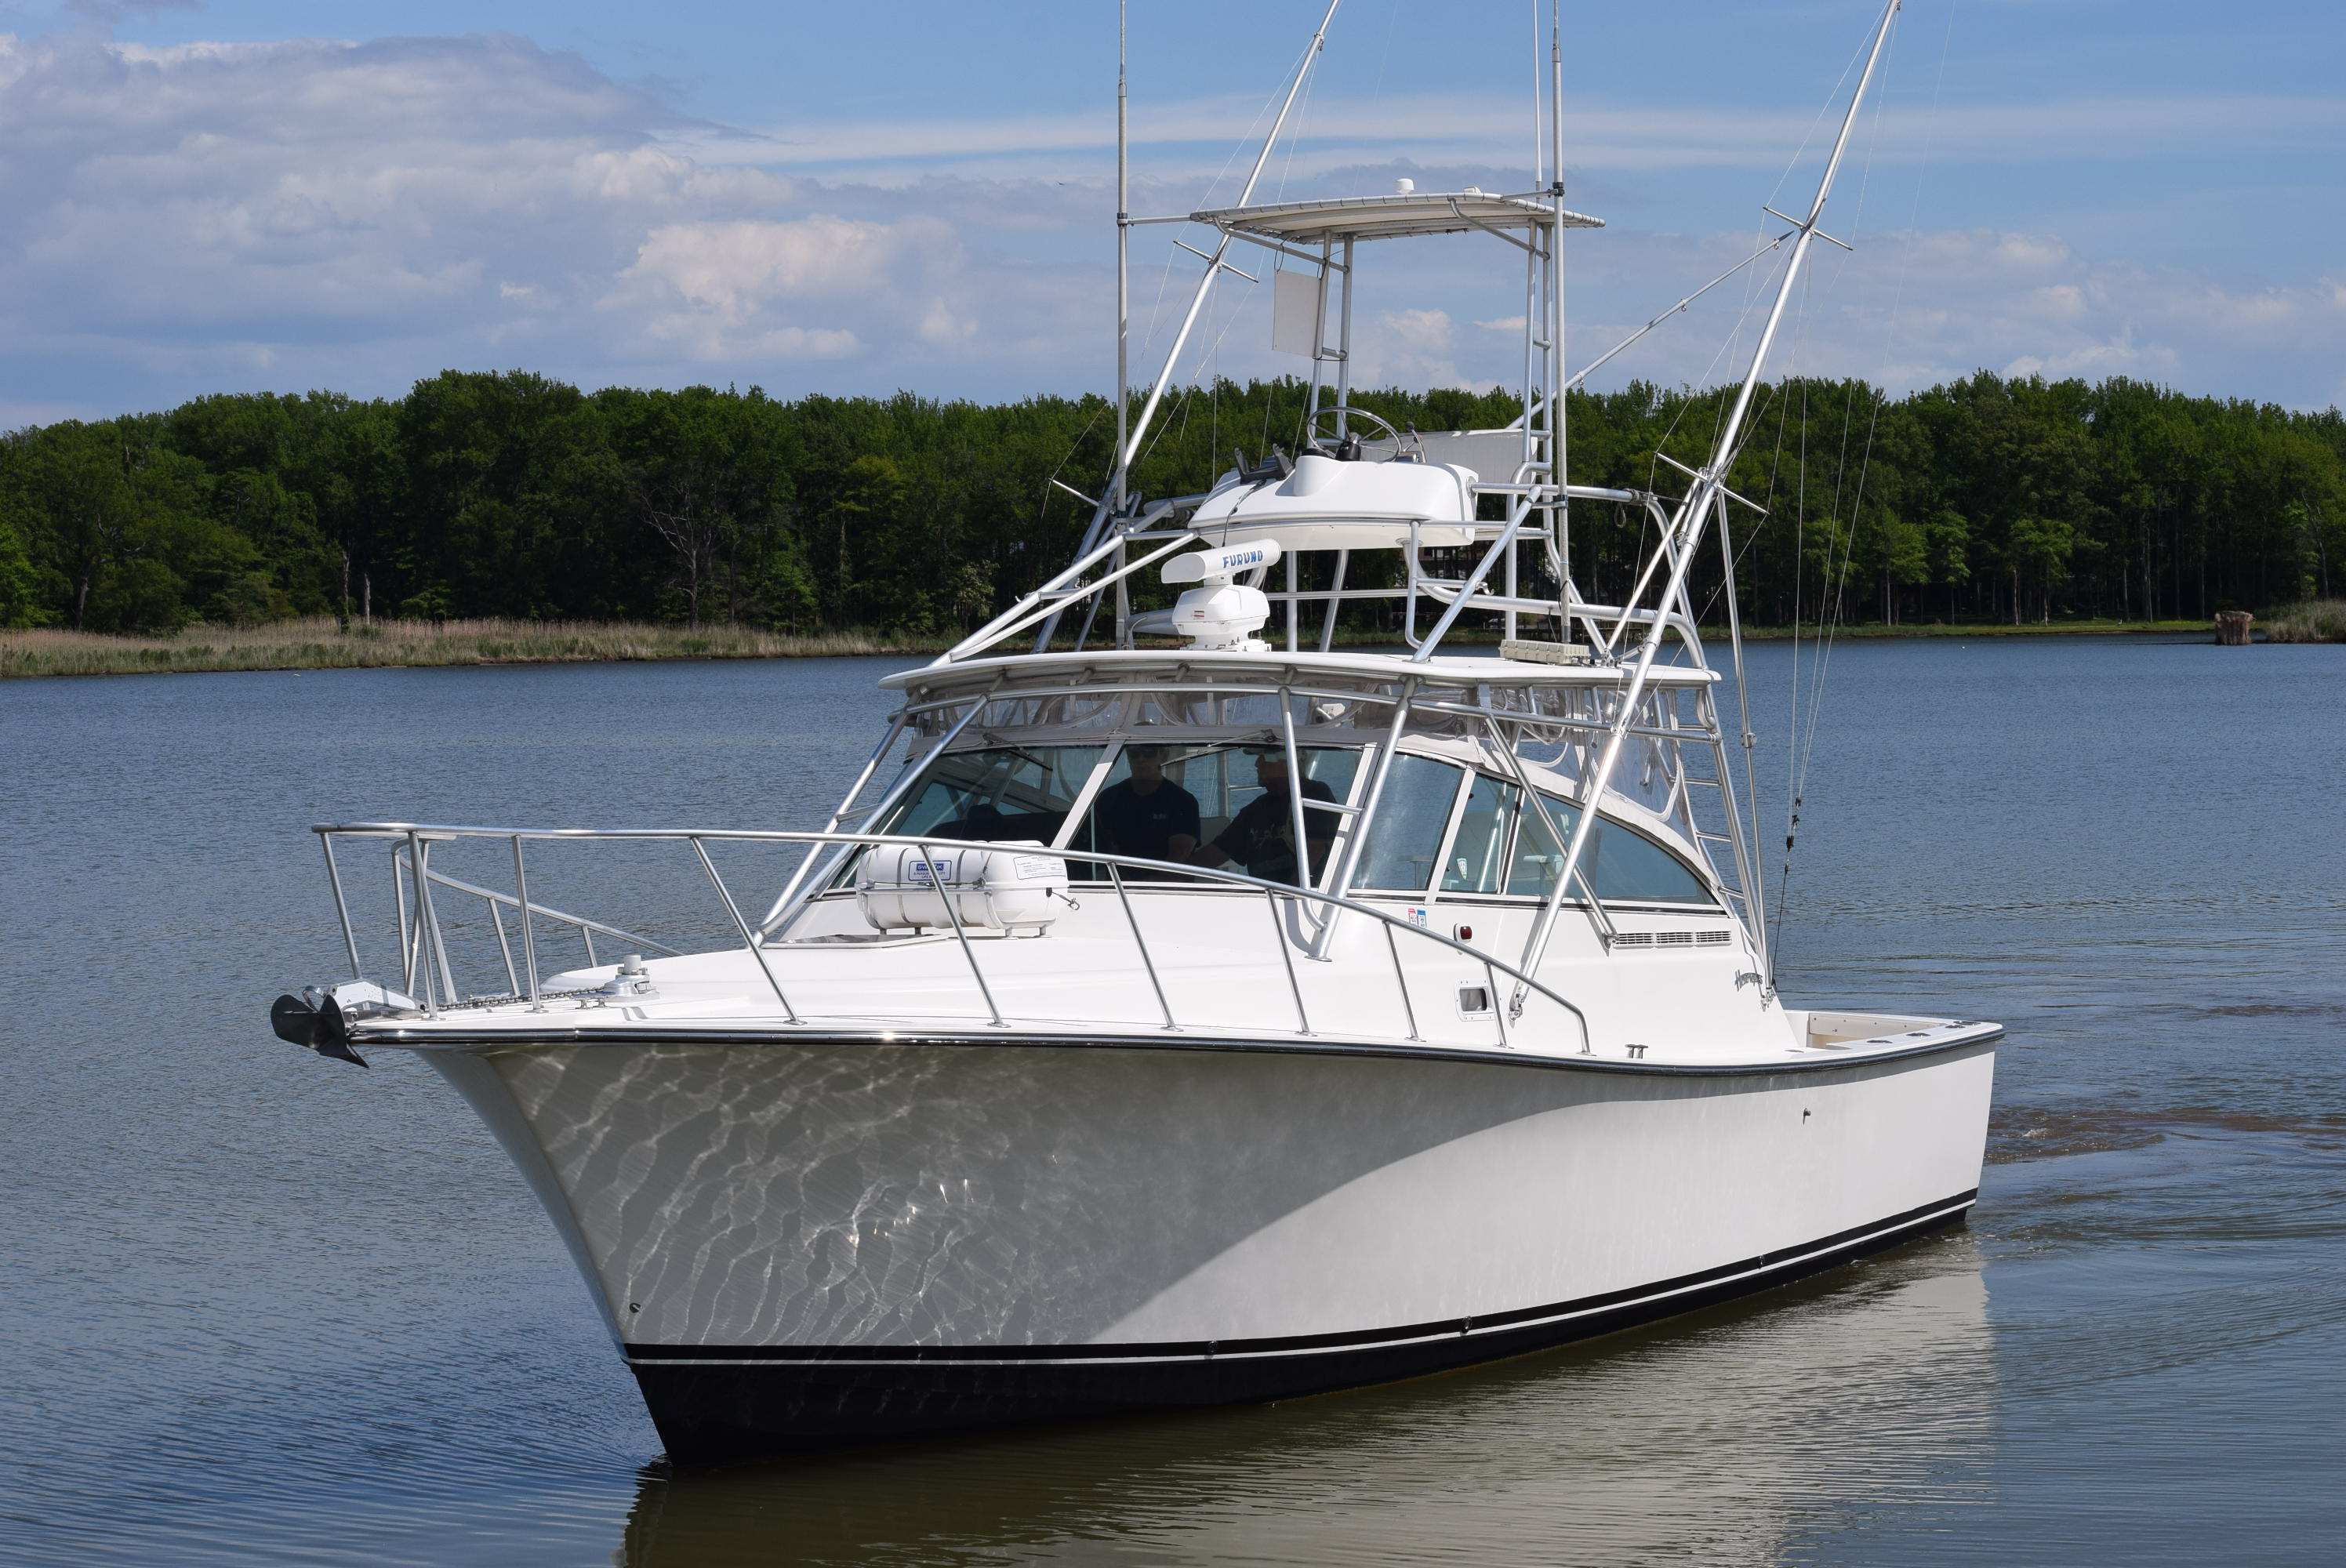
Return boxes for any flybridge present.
[986,4,1617,670]
[952,157,1625,667]
[1055,169,1603,659]
[939,0,1910,998]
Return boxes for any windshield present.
[860,741,1708,903]
[1069,742,1360,885]
[877,746,1106,844]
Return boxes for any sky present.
[0,0,2340,426]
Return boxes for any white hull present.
[424,1032,1992,1461]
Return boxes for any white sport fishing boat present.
[271,0,1995,1465]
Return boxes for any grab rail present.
[308,823,1596,1056]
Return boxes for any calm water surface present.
[2,638,2341,1566]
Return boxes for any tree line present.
[1,368,2338,637]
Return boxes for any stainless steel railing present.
[310,823,1596,1055]
[322,828,683,1010]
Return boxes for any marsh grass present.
[2261,601,2346,643]
[1,612,2248,680]
[0,618,954,679]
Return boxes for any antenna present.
[1110,0,1342,484]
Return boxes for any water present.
[2,638,2340,1566]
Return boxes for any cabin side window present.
[1505,794,1577,897]
[1585,820,1715,905]
[1434,771,1716,906]
[1441,775,1517,895]
[1352,755,1468,891]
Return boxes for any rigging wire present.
[1806,28,1901,660]
[1774,3,1954,938]
[1372,0,1402,102]
[1772,260,1832,920]
[1137,8,1351,487]
[1129,24,1300,372]
[1636,93,1807,494]
[1738,10,1885,770]
[1690,388,1785,629]
[1639,244,1781,505]
[1039,401,1111,515]
[1270,23,1323,204]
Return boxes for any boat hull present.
[424,1034,1993,1465]
[625,1191,1972,1463]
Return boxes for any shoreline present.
[0,620,956,681]
[0,617,2241,681]
[1726,619,2213,641]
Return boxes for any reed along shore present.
[15,610,2337,681]
[0,619,953,679]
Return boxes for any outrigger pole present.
[1037,0,1344,652]
[1548,0,1564,538]
[1113,0,1129,518]
[1509,0,1903,1015]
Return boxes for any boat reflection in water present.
[620,1236,1992,1567]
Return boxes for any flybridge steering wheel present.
[1305,403,1405,460]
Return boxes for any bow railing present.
[309,824,1596,1057]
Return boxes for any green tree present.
[0,516,43,627]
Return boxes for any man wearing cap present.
[1189,749,1337,886]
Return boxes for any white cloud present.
[606,214,964,359]
[728,89,2346,183]
[0,28,1097,408]
[1351,307,1482,391]
[754,325,862,359]
[622,217,922,311]
[918,298,978,344]
[0,25,2336,420]
[1560,227,2346,405]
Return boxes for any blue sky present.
[0,0,2340,424]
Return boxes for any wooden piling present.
[2214,611,2254,645]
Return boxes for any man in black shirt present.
[1190,749,1337,886]
[1087,744,1201,873]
